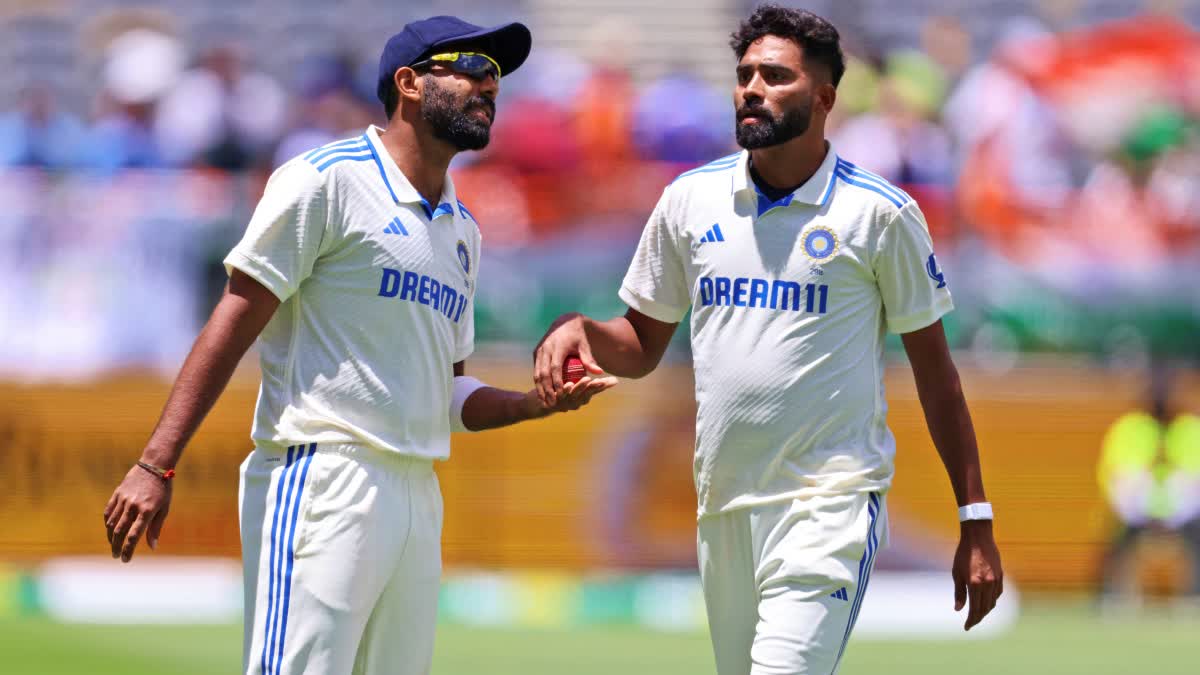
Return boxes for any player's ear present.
[817,81,836,115]
[395,67,423,103]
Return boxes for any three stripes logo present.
[383,217,409,236]
[699,223,726,245]
[830,587,849,601]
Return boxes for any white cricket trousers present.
[698,491,887,675]
[238,442,443,675]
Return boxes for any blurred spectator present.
[632,69,731,164]
[155,44,288,170]
[832,55,953,186]
[0,85,89,169]
[573,63,636,166]
[1096,375,1200,605]
[85,28,186,170]
[274,55,373,167]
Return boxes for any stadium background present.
[2,0,1199,673]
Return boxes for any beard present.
[421,77,496,151]
[735,96,812,149]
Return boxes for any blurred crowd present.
[3,10,1198,250]
[1,6,1199,377]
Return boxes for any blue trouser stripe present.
[273,443,318,672]
[265,445,307,674]
[260,446,296,675]
[832,493,881,672]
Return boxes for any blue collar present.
[364,126,457,220]
[731,143,839,215]
[754,185,795,217]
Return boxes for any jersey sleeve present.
[224,159,329,302]
[618,190,691,323]
[873,202,954,334]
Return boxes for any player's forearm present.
[141,288,276,467]
[460,387,546,431]
[583,315,660,378]
[913,366,988,507]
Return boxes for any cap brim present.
[432,21,532,77]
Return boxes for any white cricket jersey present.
[620,145,953,515]
[225,125,481,460]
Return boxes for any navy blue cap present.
[377,16,532,102]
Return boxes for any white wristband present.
[450,375,488,433]
[958,502,994,521]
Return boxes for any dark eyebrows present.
[736,61,797,78]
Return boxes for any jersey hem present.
[698,483,892,519]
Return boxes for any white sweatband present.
[958,502,994,522]
[450,375,489,432]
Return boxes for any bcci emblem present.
[803,227,839,260]
[456,240,470,275]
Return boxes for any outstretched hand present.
[532,374,618,414]
[533,313,604,407]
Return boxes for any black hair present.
[730,4,845,87]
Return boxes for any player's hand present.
[103,463,173,563]
[953,520,1003,630]
[527,375,618,416]
[533,312,604,407]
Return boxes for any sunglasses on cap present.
[410,52,501,81]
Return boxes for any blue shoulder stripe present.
[673,157,741,183]
[307,142,368,165]
[315,152,374,172]
[304,137,367,161]
[674,152,740,176]
[834,168,904,208]
[836,159,910,204]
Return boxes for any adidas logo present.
[383,217,409,236]
[829,587,848,601]
[698,223,725,244]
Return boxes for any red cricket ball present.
[563,356,586,384]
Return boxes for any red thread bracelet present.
[137,461,176,481]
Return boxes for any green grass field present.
[2,601,1196,674]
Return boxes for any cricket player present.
[533,6,1003,673]
[103,16,615,675]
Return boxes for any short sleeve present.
[873,203,954,334]
[618,190,690,323]
[224,160,329,302]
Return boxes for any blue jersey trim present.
[817,160,838,205]
[306,141,368,165]
[836,159,910,205]
[672,153,741,183]
[314,152,373,172]
[362,132,401,204]
[431,202,456,219]
[834,169,905,208]
[303,137,364,161]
